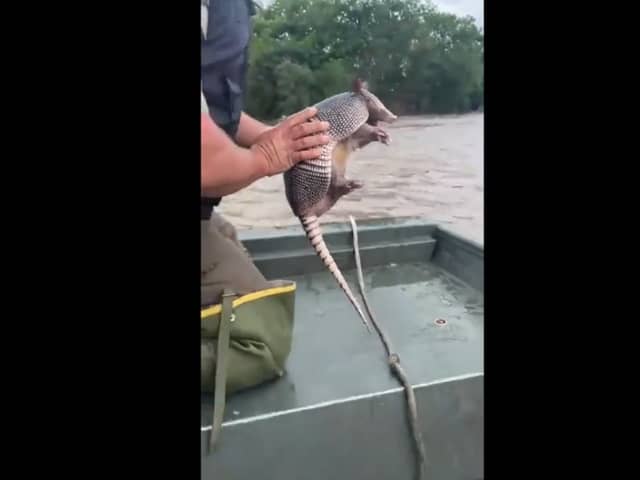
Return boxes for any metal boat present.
[201,217,484,479]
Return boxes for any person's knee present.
[210,213,247,254]
[201,215,269,306]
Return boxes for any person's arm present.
[201,113,264,197]
[202,107,330,197]
[235,112,273,148]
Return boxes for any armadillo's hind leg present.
[309,179,364,217]
[334,178,364,196]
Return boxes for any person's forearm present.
[235,112,273,147]
[201,149,264,197]
[202,113,266,197]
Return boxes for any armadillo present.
[283,79,398,330]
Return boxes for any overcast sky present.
[260,0,483,28]
[433,0,483,28]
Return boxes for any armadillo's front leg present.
[352,123,391,149]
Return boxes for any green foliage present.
[245,0,484,119]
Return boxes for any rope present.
[349,215,427,480]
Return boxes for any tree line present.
[245,0,484,121]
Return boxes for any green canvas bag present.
[201,280,296,448]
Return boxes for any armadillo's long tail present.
[301,215,371,332]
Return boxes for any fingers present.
[291,120,330,140]
[294,134,330,151]
[284,106,319,127]
[292,147,323,163]
[255,106,332,170]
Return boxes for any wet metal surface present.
[433,227,484,292]
[202,228,484,479]
[203,374,483,480]
[241,217,439,279]
[201,261,483,426]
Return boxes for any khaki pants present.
[201,212,270,307]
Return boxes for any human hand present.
[250,107,331,176]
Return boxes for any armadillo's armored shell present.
[315,92,370,142]
[284,140,335,217]
[284,93,369,217]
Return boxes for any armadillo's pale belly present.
[284,141,336,217]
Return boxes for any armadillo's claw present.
[375,127,391,145]
[346,179,364,190]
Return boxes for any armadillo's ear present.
[352,77,364,92]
